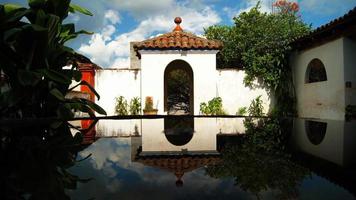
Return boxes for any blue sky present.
[2,0,356,68]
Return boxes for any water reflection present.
[2,117,356,199]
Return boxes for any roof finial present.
[173,17,183,32]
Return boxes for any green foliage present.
[206,118,310,198]
[115,96,141,115]
[115,96,128,115]
[0,0,106,119]
[236,107,247,116]
[248,95,264,116]
[200,97,227,115]
[129,97,141,115]
[1,120,95,199]
[204,2,310,116]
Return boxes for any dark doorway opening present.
[164,60,194,115]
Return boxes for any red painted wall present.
[79,63,96,102]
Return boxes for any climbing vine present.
[205,1,310,116]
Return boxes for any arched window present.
[305,58,327,83]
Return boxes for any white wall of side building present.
[95,69,140,116]
[344,37,356,106]
[291,38,346,120]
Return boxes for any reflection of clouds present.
[71,137,252,199]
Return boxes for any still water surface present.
[2,117,356,199]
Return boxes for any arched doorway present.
[164,60,194,115]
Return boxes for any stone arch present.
[305,58,328,83]
[164,60,194,115]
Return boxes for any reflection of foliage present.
[248,95,264,117]
[206,118,310,199]
[115,96,128,115]
[129,97,141,115]
[167,69,191,113]
[200,97,226,115]
[0,0,106,119]
[0,121,92,199]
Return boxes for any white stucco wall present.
[217,69,272,115]
[95,69,140,115]
[140,50,218,115]
[291,38,346,120]
[95,51,272,117]
[344,37,356,106]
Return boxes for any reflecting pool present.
[1,117,356,199]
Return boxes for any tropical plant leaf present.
[3,4,22,14]
[39,69,71,84]
[18,69,41,86]
[28,0,47,9]
[80,98,107,115]
[50,88,65,101]
[69,4,93,16]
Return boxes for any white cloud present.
[78,3,221,68]
[224,0,273,21]
[105,10,121,24]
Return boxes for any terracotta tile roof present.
[134,17,223,51]
[293,7,356,50]
[71,53,102,71]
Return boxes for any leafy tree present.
[205,1,310,116]
[167,69,192,113]
[0,0,106,119]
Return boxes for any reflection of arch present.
[305,120,327,145]
[164,117,194,146]
[164,60,194,115]
[305,58,327,83]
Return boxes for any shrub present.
[115,96,128,115]
[248,96,264,117]
[129,97,141,115]
[237,107,247,116]
[200,97,226,115]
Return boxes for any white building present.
[95,17,271,116]
[291,7,356,120]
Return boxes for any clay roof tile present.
[134,17,223,51]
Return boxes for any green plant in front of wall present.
[115,96,128,115]
[204,2,310,116]
[200,97,226,115]
[129,97,141,115]
[236,107,247,116]
[0,0,106,119]
[143,96,158,115]
[248,96,264,117]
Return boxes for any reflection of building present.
[291,119,356,166]
[291,119,356,196]
[132,117,221,186]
